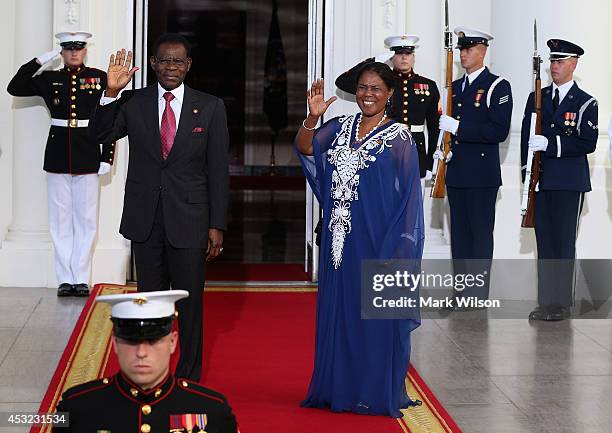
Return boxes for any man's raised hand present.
[106,49,139,98]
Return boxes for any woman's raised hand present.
[307,79,337,118]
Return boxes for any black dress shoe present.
[528,305,548,321]
[547,305,571,321]
[73,283,90,297]
[57,283,74,297]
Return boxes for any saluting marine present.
[438,27,513,306]
[7,31,114,297]
[521,39,598,321]
[53,290,238,433]
[335,35,441,179]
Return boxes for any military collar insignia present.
[117,372,174,402]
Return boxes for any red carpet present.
[32,285,462,433]
[206,263,310,281]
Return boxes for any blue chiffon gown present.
[296,114,424,417]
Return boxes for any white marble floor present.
[0,287,610,433]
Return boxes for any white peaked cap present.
[96,290,189,319]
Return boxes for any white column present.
[404,0,450,258]
[0,0,56,287]
[87,0,134,285]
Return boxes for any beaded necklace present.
[355,113,387,143]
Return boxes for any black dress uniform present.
[52,290,238,433]
[334,48,440,178]
[53,373,237,433]
[7,31,114,294]
[391,70,440,178]
[520,39,598,320]
[7,59,114,173]
[443,28,513,302]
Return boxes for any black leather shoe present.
[57,283,74,297]
[528,305,548,321]
[73,283,90,297]
[547,305,571,321]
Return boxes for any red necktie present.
[160,91,176,160]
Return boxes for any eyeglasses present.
[155,57,190,67]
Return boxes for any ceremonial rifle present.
[431,0,453,198]
[521,19,543,227]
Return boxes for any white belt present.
[50,118,89,128]
[410,124,425,133]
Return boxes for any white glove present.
[439,115,459,135]
[528,135,548,152]
[374,52,393,63]
[433,149,444,160]
[424,170,433,181]
[36,48,62,65]
[608,116,612,161]
[97,162,112,176]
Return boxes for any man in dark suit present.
[90,33,230,380]
[438,27,513,306]
[521,39,598,321]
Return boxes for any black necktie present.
[552,88,560,111]
[463,76,470,92]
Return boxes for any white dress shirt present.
[157,82,184,128]
[462,66,486,91]
[552,80,574,105]
[99,82,185,129]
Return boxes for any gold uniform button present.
[403,80,408,84]
[72,81,76,85]
[71,75,77,79]
[181,380,189,387]
[403,93,408,97]
[403,109,408,114]
[403,101,408,105]
[71,113,77,118]
[154,389,162,397]
[456,115,461,119]
[71,96,76,100]
[102,378,109,384]
[141,405,152,415]
[457,103,462,107]
[71,104,76,109]
[71,88,76,92]
[550,123,555,128]
[130,388,139,397]
[403,117,408,122]
[141,423,151,433]
[403,87,408,91]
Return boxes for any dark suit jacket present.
[520,83,598,192]
[90,84,229,248]
[446,67,513,188]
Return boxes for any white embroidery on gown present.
[327,115,410,269]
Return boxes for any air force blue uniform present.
[446,67,512,300]
[520,82,598,308]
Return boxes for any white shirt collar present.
[465,66,486,84]
[157,82,185,103]
[552,80,574,103]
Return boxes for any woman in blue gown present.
[294,62,424,418]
